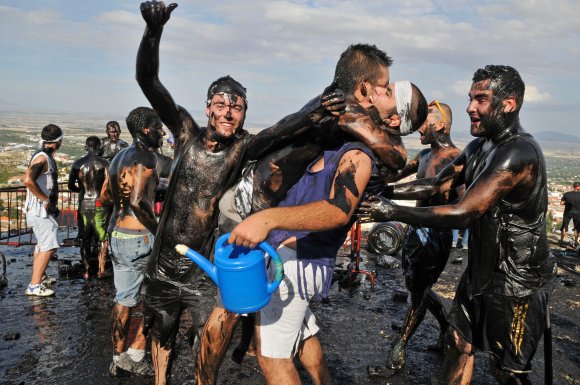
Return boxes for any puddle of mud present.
[1,236,579,385]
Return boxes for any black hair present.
[333,44,393,95]
[41,124,63,141]
[85,136,101,152]
[106,120,121,132]
[125,107,160,137]
[410,83,428,133]
[472,65,525,112]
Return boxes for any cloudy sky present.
[0,0,579,137]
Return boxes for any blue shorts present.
[26,211,60,252]
[110,228,154,307]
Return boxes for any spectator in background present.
[23,124,63,297]
[559,181,580,247]
[67,136,110,279]
[99,121,129,162]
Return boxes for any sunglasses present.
[429,99,446,126]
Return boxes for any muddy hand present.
[140,1,178,27]
[321,80,346,117]
[356,195,396,223]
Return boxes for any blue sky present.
[0,0,579,137]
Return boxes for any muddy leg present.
[389,285,430,369]
[232,313,256,364]
[111,303,130,355]
[426,288,449,350]
[151,337,172,385]
[441,327,474,385]
[195,307,241,385]
[97,239,108,279]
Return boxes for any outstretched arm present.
[136,1,200,144]
[332,103,408,171]
[359,140,539,229]
[245,84,346,160]
[229,149,372,248]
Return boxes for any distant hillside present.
[533,131,580,144]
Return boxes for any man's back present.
[108,146,158,232]
[74,154,109,204]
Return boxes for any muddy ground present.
[0,232,578,385]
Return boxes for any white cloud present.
[525,85,551,103]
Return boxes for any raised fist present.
[140,1,178,27]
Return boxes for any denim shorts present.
[26,211,60,252]
[110,228,154,307]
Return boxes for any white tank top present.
[24,151,57,218]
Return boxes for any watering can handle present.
[216,234,284,294]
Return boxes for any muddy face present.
[106,127,121,143]
[467,80,506,138]
[371,83,396,120]
[205,93,246,141]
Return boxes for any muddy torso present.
[416,145,461,207]
[154,130,250,279]
[463,133,555,297]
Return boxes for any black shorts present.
[561,216,580,232]
[402,226,452,290]
[447,273,551,373]
[143,276,217,348]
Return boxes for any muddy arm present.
[246,86,345,160]
[136,1,200,145]
[337,103,407,171]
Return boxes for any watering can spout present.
[175,244,218,285]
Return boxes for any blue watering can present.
[175,233,284,313]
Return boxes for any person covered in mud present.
[99,121,129,162]
[220,79,427,385]
[196,51,426,384]
[358,65,556,385]
[101,107,165,377]
[136,2,347,384]
[67,136,110,279]
[23,124,63,297]
[367,100,463,378]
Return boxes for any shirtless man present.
[368,100,462,377]
[68,136,109,279]
[359,65,556,385]
[102,107,165,377]
[99,121,129,162]
[136,2,346,384]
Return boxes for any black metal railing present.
[0,183,78,246]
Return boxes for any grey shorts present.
[110,228,154,307]
[27,212,60,252]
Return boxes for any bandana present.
[206,76,248,109]
[395,80,413,136]
[42,134,63,143]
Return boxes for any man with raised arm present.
[359,65,556,385]
[136,2,346,384]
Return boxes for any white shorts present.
[27,212,60,252]
[259,245,324,358]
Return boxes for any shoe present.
[25,284,54,297]
[41,275,57,285]
[116,352,154,376]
